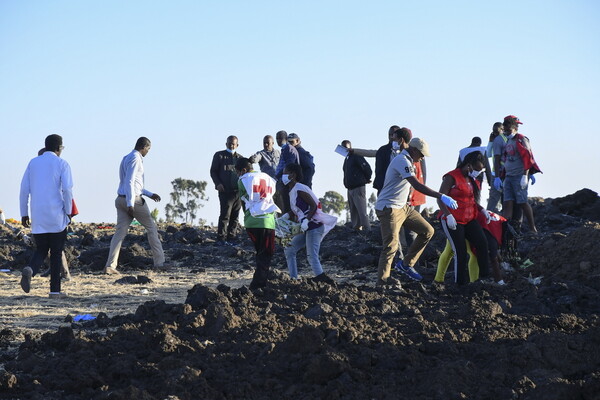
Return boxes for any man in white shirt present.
[104,137,165,274]
[375,131,458,288]
[19,134,73,298]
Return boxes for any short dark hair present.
[341,140,351,148]
[493,122,503,131]
[388,125,400,135]
[394,127,412,143]
[284,163,303,182]
[470,137,482,146]
[45,134,63,152]
[135,137,151,150]
[235,157,253,172]
[276,130,288,140]
[226,135,238,143]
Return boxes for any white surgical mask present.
[391,141,401,150]
[469,168,484,179]
[226,148,234,154]
[282,174,291,185]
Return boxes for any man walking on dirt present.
[104,137,165,274]
[19,134,73,298]
[375,131,458,288]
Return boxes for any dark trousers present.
[31,229,67,292]
[246,228,275,289]
[217,191,241,240]
[441,219,489,285]
[276,181,291,214]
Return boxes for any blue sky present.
[1,0,599,225]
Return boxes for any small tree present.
[368,192,377,221]
[165,178,208,225]
[150,208,159,222]
[319,190,346,216]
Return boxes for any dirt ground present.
[1,188,599,400]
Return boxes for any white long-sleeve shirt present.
[20,151,73,234]
[117,149,153,207]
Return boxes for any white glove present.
[445,214,457,230]
[480,209,491,224]
[300,218,310,232]
[520,175,528,189]
[494,177,503,191]
[440,194,458,210]
[0,211,5,225]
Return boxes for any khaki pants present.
[105,196,165,269]
[376,205,434,281]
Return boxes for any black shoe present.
[249,280,267,291]
[312,273,335,285]
[40,267,51,278]
[20,267,33,293]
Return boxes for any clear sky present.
[1,0,599,225]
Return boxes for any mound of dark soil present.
[1,188,600,399]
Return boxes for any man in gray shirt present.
[375,130,457,288]
[249,135,280,179]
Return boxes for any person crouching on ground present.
[438,150,491,285]
[282,163,337,283]
[235,158,280,290]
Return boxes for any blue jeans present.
[284,225,325,278]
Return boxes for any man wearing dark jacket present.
[210,135,244,245]
[274,130,300,213]
[287,133,315,188]
[342,140,372,231]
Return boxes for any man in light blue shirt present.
[19,134,73,298]
[104,137,165,274]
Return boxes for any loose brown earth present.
[1,189,599,400]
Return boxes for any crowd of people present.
[8,115,541,297]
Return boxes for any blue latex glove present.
[530,175,536,185]
[440,194,458,210]
[494,177,503,191]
